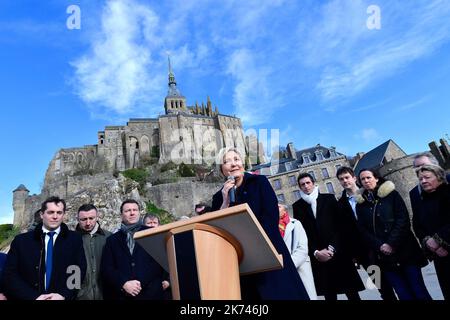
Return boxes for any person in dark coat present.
[412,164,450,300]
[211,147,309,300]
[101,199,166,300]
[293,172,364,300]
[336,166,397,300]
[3,196,86,300]
[409,153,450,211]
[75,204,111,300]
[0,252,7,300]
[356,168,430,300]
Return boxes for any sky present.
[0,0,449,224]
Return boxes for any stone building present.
[250,143,350,207]
[12,58,262,230]
[43,58,249,191]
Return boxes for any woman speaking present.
[211,147,309,300]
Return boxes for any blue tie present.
[46,231,55,291]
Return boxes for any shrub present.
[122,168,148,185]
[160,161,177,173]
[178,163,196,177]
[0,224,19,249]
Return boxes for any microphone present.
[227,176,236,205]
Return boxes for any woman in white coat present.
[279,204,318,300]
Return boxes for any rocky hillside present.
[15,162,224,233]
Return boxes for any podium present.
[134,203,283,300]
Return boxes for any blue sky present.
[0,0,449,223]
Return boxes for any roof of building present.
[13,184,29,192]
[353,139,404,175]
[251,144,345,175]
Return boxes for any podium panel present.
[135,204,283,300]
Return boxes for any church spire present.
[168,55,176,86]
[166,54,182,97]
[164,55,186,115]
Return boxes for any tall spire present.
[168,55,176,86]
[164,55,186,115]
[166,54,182,97]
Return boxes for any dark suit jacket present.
[3,223,86,300]
[293,193,364,295]
[0,252,6,293]
[212,172,309,300]
[100,226,165,300]
[411,183,450,246]
[337,191,367,264]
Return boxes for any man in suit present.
[101,199,167,300]
[3,196,86,300]
[293,173,364,300]
[336,166,397,300]
[0,252,7,300]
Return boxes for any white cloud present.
[396,95,431,112]
[227,49,284,126]
[356,128,381,143]
[72,0,163,115]
[299,0,450,103]
[70,0,450,124]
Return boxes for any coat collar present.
[75,222,108,236]
[33,222,70,240]
[355,180,396,204]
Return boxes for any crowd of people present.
[0,149,448,300]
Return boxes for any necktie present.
[46,231,55,291]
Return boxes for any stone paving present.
[318,262,444,300]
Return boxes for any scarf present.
[300,186,319,218]
[278,212,290,238]
[120,222,142,254]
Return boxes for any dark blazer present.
[0,252,6,293]
[3,223,86,300]
[212,172,309,300]
[293,193,364,295]
[411,183,450,248]
[356,181,427,270]
[337,191,367,264]
[100,226,165,300]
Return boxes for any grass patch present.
[0,224,20,249]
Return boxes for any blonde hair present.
[416,164,447,184]
[216,147,245,177]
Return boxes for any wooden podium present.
[134,204,283,300]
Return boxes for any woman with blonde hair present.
[412,164,450,300]
[211,147,309,300]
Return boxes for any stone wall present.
[144,179,222,218]
[379,155,419,217]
